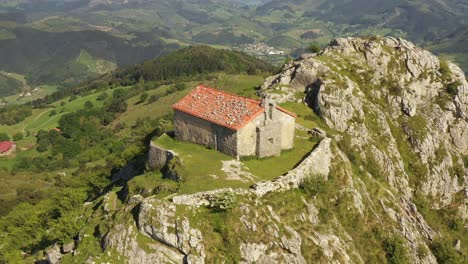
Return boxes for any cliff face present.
[53,37,467,264]
[262,36,467,207]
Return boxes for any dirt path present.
[34,109,52,121]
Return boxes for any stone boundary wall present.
[171,138,332,207]
[252,138,331,196]
[172,188,251,206]
[147,141,177,170]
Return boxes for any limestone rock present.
[240,243,268,264]
[45,245,62,264]
[137,198,206,262]
[309,127,327,138]
[104,224,185,264]
[262,36,468,205]
[61,241,75,254]
[454,240,461,252]
[450,120,468,154]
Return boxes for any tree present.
[208,192,237,212]
[12,132,23,141]
[96,92,108,101]
[383,236,410,264]
[247,65,258,75]
[107,100,128,113]
[0,132,10,141]
[139,93,149,103]
[446,81,461,96]
[309,43,321,53]
[174,83,186,91]
[84,101,94,109]
[36,141,49,152]
[148,94,159,103]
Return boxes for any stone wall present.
[172,188,251,207]
[252,138,331,197]
[237,115,263,157]
[147,141,177,170]
[171,138,332,207]
[174,110,239,157]
[277,111,295,150]
[213,124,238,157]
[174,105,296,159]
[174,110,215,148]
[256,121,282,158]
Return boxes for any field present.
[2,85,58,105]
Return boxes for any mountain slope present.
[0,27,179,86]
[17,36,465,264]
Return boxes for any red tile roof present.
[172,85,295,131]
[0,141,15,153]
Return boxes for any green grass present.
[0,88,113,172]
[243,130,317,179]
[52,91,106,112]
[279,101,329,130]
[0,29,15,40]
[0,164,54,202]
[115,85,187,130]
[201,74,265,98]
[3,85,58,105]
[153,128,316,194]
[154,134,246,194]
[126,172,179,198]
[75,50,117,75]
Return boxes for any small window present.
[268,137,274,144]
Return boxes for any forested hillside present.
[114,46,276,85]
[0,27,179,86]
[0,0,467,101]
[0,39,281,264]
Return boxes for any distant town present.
[236,43,288,66]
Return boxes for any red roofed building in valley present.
[0,141,16,156]
[172,85,296,158]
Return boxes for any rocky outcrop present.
[103,198,205,264]
[45,245,62,264]
[262,36,467,207]
[138,198,205,263]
